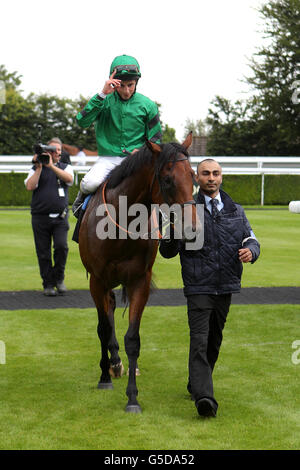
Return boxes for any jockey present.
[72,54,162,216]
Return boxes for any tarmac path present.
[1,287,300,310]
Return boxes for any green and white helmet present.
[110,55,141,80]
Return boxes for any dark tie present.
[210,198,219,219]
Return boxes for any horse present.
[78,132,198,413]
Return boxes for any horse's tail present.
[121,280,155,318]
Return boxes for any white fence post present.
[261,173,265,206]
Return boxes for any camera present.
[33,143,57,165]
[32,125,57,165]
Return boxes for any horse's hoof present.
[97,381,113,390]
[109,361,125,378]
[125,404,142,414]
[126,368,141,376]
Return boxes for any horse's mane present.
[105,142,189,190]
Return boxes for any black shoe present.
[196,398,217,417]
[56,281,67,294]
[43,287,57,296]
[72,191,85,219]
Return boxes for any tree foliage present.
[0,66,97,154]
[155,102,177,143]
[183,118,208,137]
[161,123,177,143]
[207,0,300,156]
[0,66,176,154]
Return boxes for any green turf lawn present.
[0,207,299,290]
[1,208,300,450]
[0,304,299,450]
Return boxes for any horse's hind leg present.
[90,275,114,389]
[108,290,124,378]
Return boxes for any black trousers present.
[32,214,69,288]
[186,293,232,412]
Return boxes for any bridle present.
[152,154,196,207]
[101,153,196,237]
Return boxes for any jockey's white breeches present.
[80,156,124,194]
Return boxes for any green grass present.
[0,207,300,290]
[0,305,299,450]
[1,207,300,449]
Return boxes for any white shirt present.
[204,192,224,214]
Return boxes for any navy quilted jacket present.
[159,190,260,296]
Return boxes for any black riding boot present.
[72,190,85,219]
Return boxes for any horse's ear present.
[182,131,193,150]
[146,140,162,154]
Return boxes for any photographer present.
[25,138,74,296]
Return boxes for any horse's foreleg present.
[97,318,113,389]
[90,275,113,389]
[124,273,151,413]
[108,290,124,378]
[125,319,141,412]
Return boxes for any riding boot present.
[72,190,85,219]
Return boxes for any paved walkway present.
[0,287,300,310]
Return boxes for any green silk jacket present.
[76,91,162,156]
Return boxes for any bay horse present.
[78,133,198,413]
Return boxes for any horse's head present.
[148,133,202,245]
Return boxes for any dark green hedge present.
[0,173,82,206]
[222,175,300,205]
[1,173,300,206]
[263,175,300,205]
[222,175,262,205]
